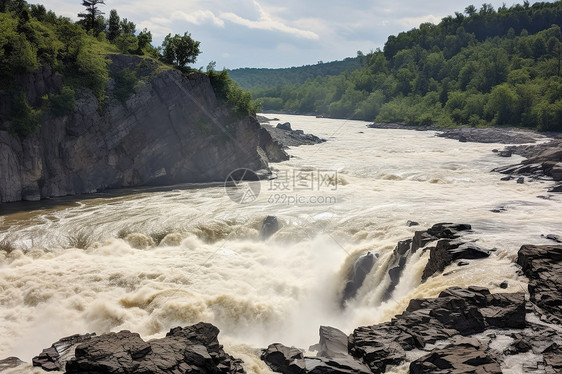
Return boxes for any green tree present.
[77,0,105,35]
[161,32,201,69]
[107,9,120,41]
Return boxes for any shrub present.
[114,68,138,103]
[47,86,75,116]
[11,92,42,137]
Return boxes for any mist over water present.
[1,114,561,373]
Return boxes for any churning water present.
[1,114,561,373]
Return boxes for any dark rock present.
[492,149,499,153]
[545,234,562,243]
[262,125,326,148]
[350,287,525,371]
[277,122,292,131]
[458,135,468,142]
[407,220,419,227]
[458,261,469,266]
[500,176,513,181]
[549,183,562,192]
[0,357,25,371]
[498,150,512,157]
[33,333,96,371]
[517,245,562,323]
[259,127,290,162]
[542,343,562,373]
[499,281,508,289]
[317,326,348,359]
[64,323,244,374]
[260,215,280,240]
[437,127,539,144]
[262,343,306,374]
[341,252,376,305]
[517,177,525,184]
[409,339,501,374]
[422,240,490,281]
[304,356,371,374]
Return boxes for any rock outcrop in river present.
[32,323,244,374]
[0,55,287,203]
[263,242,562,374]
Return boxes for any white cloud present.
[219,0,319,40]
[171,10,225,27]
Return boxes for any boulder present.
[317,326,348,359]
[261,343,306,374]
[422,240,490,281]
[260,215,280,240]
[63,323,244,374]
[33,333,96,371]
[498,150,512,157]
[277,122,292,131]
[409,339,501,374]
[0,357,25,371]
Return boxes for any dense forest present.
[240,1,562,131]
[0,0,256,137]
[229,57,361,91]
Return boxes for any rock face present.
[341,251,377,305]
[33,323,244,374]
[0,55,286,203]
[517,244,562,323]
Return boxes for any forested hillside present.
[249,1,562,131]
[229,57,361,92]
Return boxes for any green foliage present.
[208,69,260,117]
[107,9,120,41]
[237,1,562,130]
[46,86,75,116]
[77,0,105,36]
[11,92,41,137]
[161,32,200,70]
[114,68,138,102]
[114,33,138,53]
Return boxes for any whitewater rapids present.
[1,114,560,373]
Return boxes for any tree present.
[107,9,120,41]
[120,17,135,35]
[465,5,477,16]
[161,32,201,69]
[77,0,105,35]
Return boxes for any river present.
[1,114,560,373]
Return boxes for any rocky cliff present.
[0,55,287,203]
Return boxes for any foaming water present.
[1,114,561,373]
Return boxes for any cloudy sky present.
[42,0,545,69]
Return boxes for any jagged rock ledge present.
[263,242,562,374]
[257,116,326,148]
[493,139,562,192]
[367,123,542,144]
